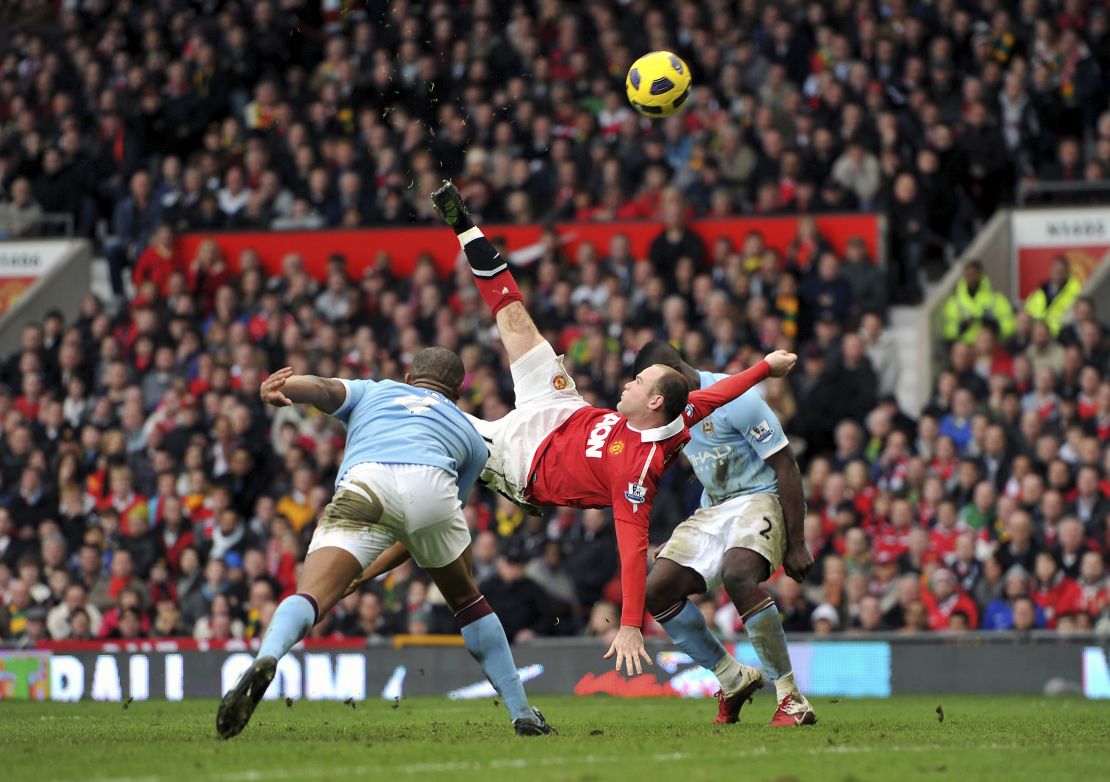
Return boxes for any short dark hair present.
[652,366,690,422]
[633,339,682,375]
[411,347,465,392]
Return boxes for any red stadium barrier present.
[175,215,881,280]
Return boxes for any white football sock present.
[712,653,748,697]
[774,671,799,701]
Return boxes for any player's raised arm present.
[683,351,796,425]
[260,367,349,415]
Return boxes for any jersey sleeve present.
[683,360,771,425]
[610,444,665,627]
[329,378,373,424]
[728,392,788,460]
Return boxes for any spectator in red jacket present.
[1076,552,1110,619]
[132,225,188,300]
[922,568,980,630]
[1030,551,1083,628]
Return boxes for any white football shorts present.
[657,492,786,589]
[467,340,588,503]
[308,463,470,569]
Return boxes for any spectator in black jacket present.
[840,237,887,317]
[9,467,55,531]
[885,172,928,304]
[825,334,880,426]
[106,170,163,300]
[563,509,618,613]
[122,512,161,580]
[479,548,556,643]
[649,198,705,284]
[799,253,854,339]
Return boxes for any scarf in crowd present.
[208,524,245,561]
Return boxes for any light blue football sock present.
[461,612,532,722]
[256,594,317,661]
[661,600,749,695]
[744,603,797,698]
[660,600,732,670]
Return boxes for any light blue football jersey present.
[330,379,488,502]
[685,370,788,507]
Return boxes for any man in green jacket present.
[1025,256,1083,336]
[942,260,1015,344]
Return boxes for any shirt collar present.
[629,415,685,442]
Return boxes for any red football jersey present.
[526,360,772,626]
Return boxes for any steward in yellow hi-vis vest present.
[942,260,1015,344]
[1025,256,1083,336]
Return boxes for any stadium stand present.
[1,0,1109,647]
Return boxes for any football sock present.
[456,227,523,315]
[456,595,533,722]
[743,602,798,699]
[659,600,746,693]
[256,593,317,661]
[774,672,799,701]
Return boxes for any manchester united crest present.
[552,374,569,391]
[609,440,625,455]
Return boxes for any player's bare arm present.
[260,367,347,414]
[766,447,813,583]
[343,541,413,597]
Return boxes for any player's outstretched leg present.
[217,547,362,739]
[721,549,816,727]
[426,554,554,736]
[646,559,764,724]
[432,180,544,363]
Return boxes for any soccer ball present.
[625,51,692,118]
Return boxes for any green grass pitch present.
[4,694,1109,782]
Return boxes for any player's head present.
[633,339,696,387]
[632,339,682,374]
[617,364,689,425]
[407,347,466,401]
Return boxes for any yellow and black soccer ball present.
[625,51,692,118]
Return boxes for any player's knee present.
[645,574,682,616]
[720,569,760,603]
[643,572,674,616]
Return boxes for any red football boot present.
[712,665,765,724]
[769,692,817,727]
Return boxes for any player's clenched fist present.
[764,350,797,377]
[260,367,295,407]
[603,625,653,677]
[783,543,815,583]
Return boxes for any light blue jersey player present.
[330,376,488,503]
[636,342,817,729]
[686,369,788,508]
[217,348,553,739]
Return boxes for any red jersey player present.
[414,181,795,673]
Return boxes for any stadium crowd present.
[1,0,1110,646]
[0,1,1108,300]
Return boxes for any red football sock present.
[474,271,523,315]
[458,226,524,315]
[453,594,494,628]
